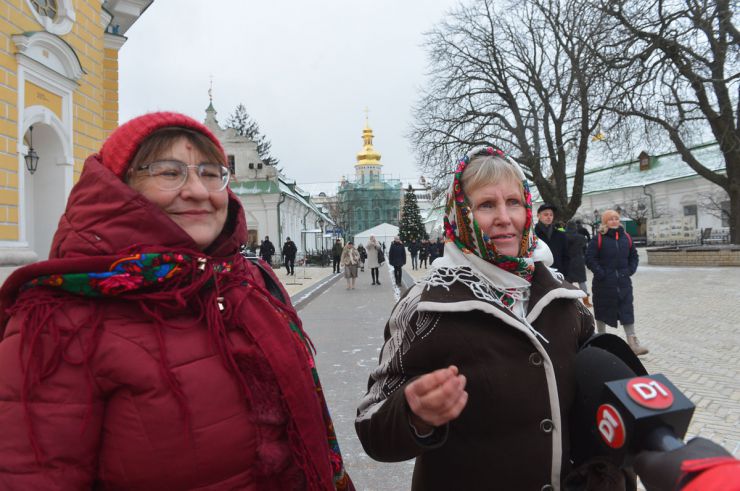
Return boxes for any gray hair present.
[461,153,525,198]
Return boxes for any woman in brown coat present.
[355,147,609,490]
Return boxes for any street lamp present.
[318,217,325,251]
[592,209,600,234]
[24,125,39,175]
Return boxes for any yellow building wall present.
[0,0,120,241]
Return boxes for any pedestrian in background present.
[365,235,382,285]
[282,236,297,276]
[585,209,648,356]
[357,243,367,272]
[534,203,569,275]
[418,239,429,269]
[576,219,591,242]
[434,237,445,261]
[260,235,275,267]
[0,112,353,490]
[428,237,440,264]
[564,221,591,307]
[341,241,360,290]
[408,239,420,270]
[388,236,406,286]
[356,146,603,491]
[331,238,343,274]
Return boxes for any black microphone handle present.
[644,425,685,452]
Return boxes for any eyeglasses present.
[133,160,230,192]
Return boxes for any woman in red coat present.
[0,112,352,490]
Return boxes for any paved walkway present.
[299,265,415,490]
[272,264,335,296]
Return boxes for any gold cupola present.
[355,112,383,182]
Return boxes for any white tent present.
[354,223,399,246]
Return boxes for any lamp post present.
[592,209,599,235]
[318,217,325,251]
[24,125,39,175]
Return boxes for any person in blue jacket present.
[585,209,648,355]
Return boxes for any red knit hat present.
[100,111,225,178]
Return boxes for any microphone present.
[570,335,695,469]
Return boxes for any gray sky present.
[119,0,460,195]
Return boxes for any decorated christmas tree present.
[399,185,428,243]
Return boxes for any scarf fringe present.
[423,266,547,343]
[5,250,340,489]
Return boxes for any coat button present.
[529,352,543,366]
[540,419,554,433]
[541,485,554,491]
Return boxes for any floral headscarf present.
[442,146,538,282]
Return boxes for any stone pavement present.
[299,265,415,491]
[628,254,740,457]
[272,264,335,297]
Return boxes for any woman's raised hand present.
[404,365,468,432]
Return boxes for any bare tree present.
[699,190,732,224]
[595,0,740,243]
[410,0,624,221]
[616,198,650,235]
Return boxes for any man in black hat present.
[282,237,297,275]
[534,203,570,274]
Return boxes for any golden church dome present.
[355,121,382,167]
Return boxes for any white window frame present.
[25,0,76,36]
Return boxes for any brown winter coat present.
[356,262,595,490]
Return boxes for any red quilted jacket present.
[0,156,339,490]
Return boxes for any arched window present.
[25,0,74,35]
[31,0,58,18]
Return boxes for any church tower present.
[355,115,383,184]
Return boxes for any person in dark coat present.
[428,238,439,264]
[429,237,444,264]
[585,209,648,356]
[355,146,621,491]
[435,237,445,259]
[576,220,591,242]
[331,238,343,274]
[388,236,406,286]
[260,235,275,266]
[408,240,420,270]
[565,221,591,307]
[282,237,298,275]
[534,203,570,274]
[418,239,429,269]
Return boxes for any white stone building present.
[401,176,434,217]
[536,143,730,245]
[203,102,333,259]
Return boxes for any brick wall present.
[0,1,25,240]
[0,0,113,240]
[647,248,740,267]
